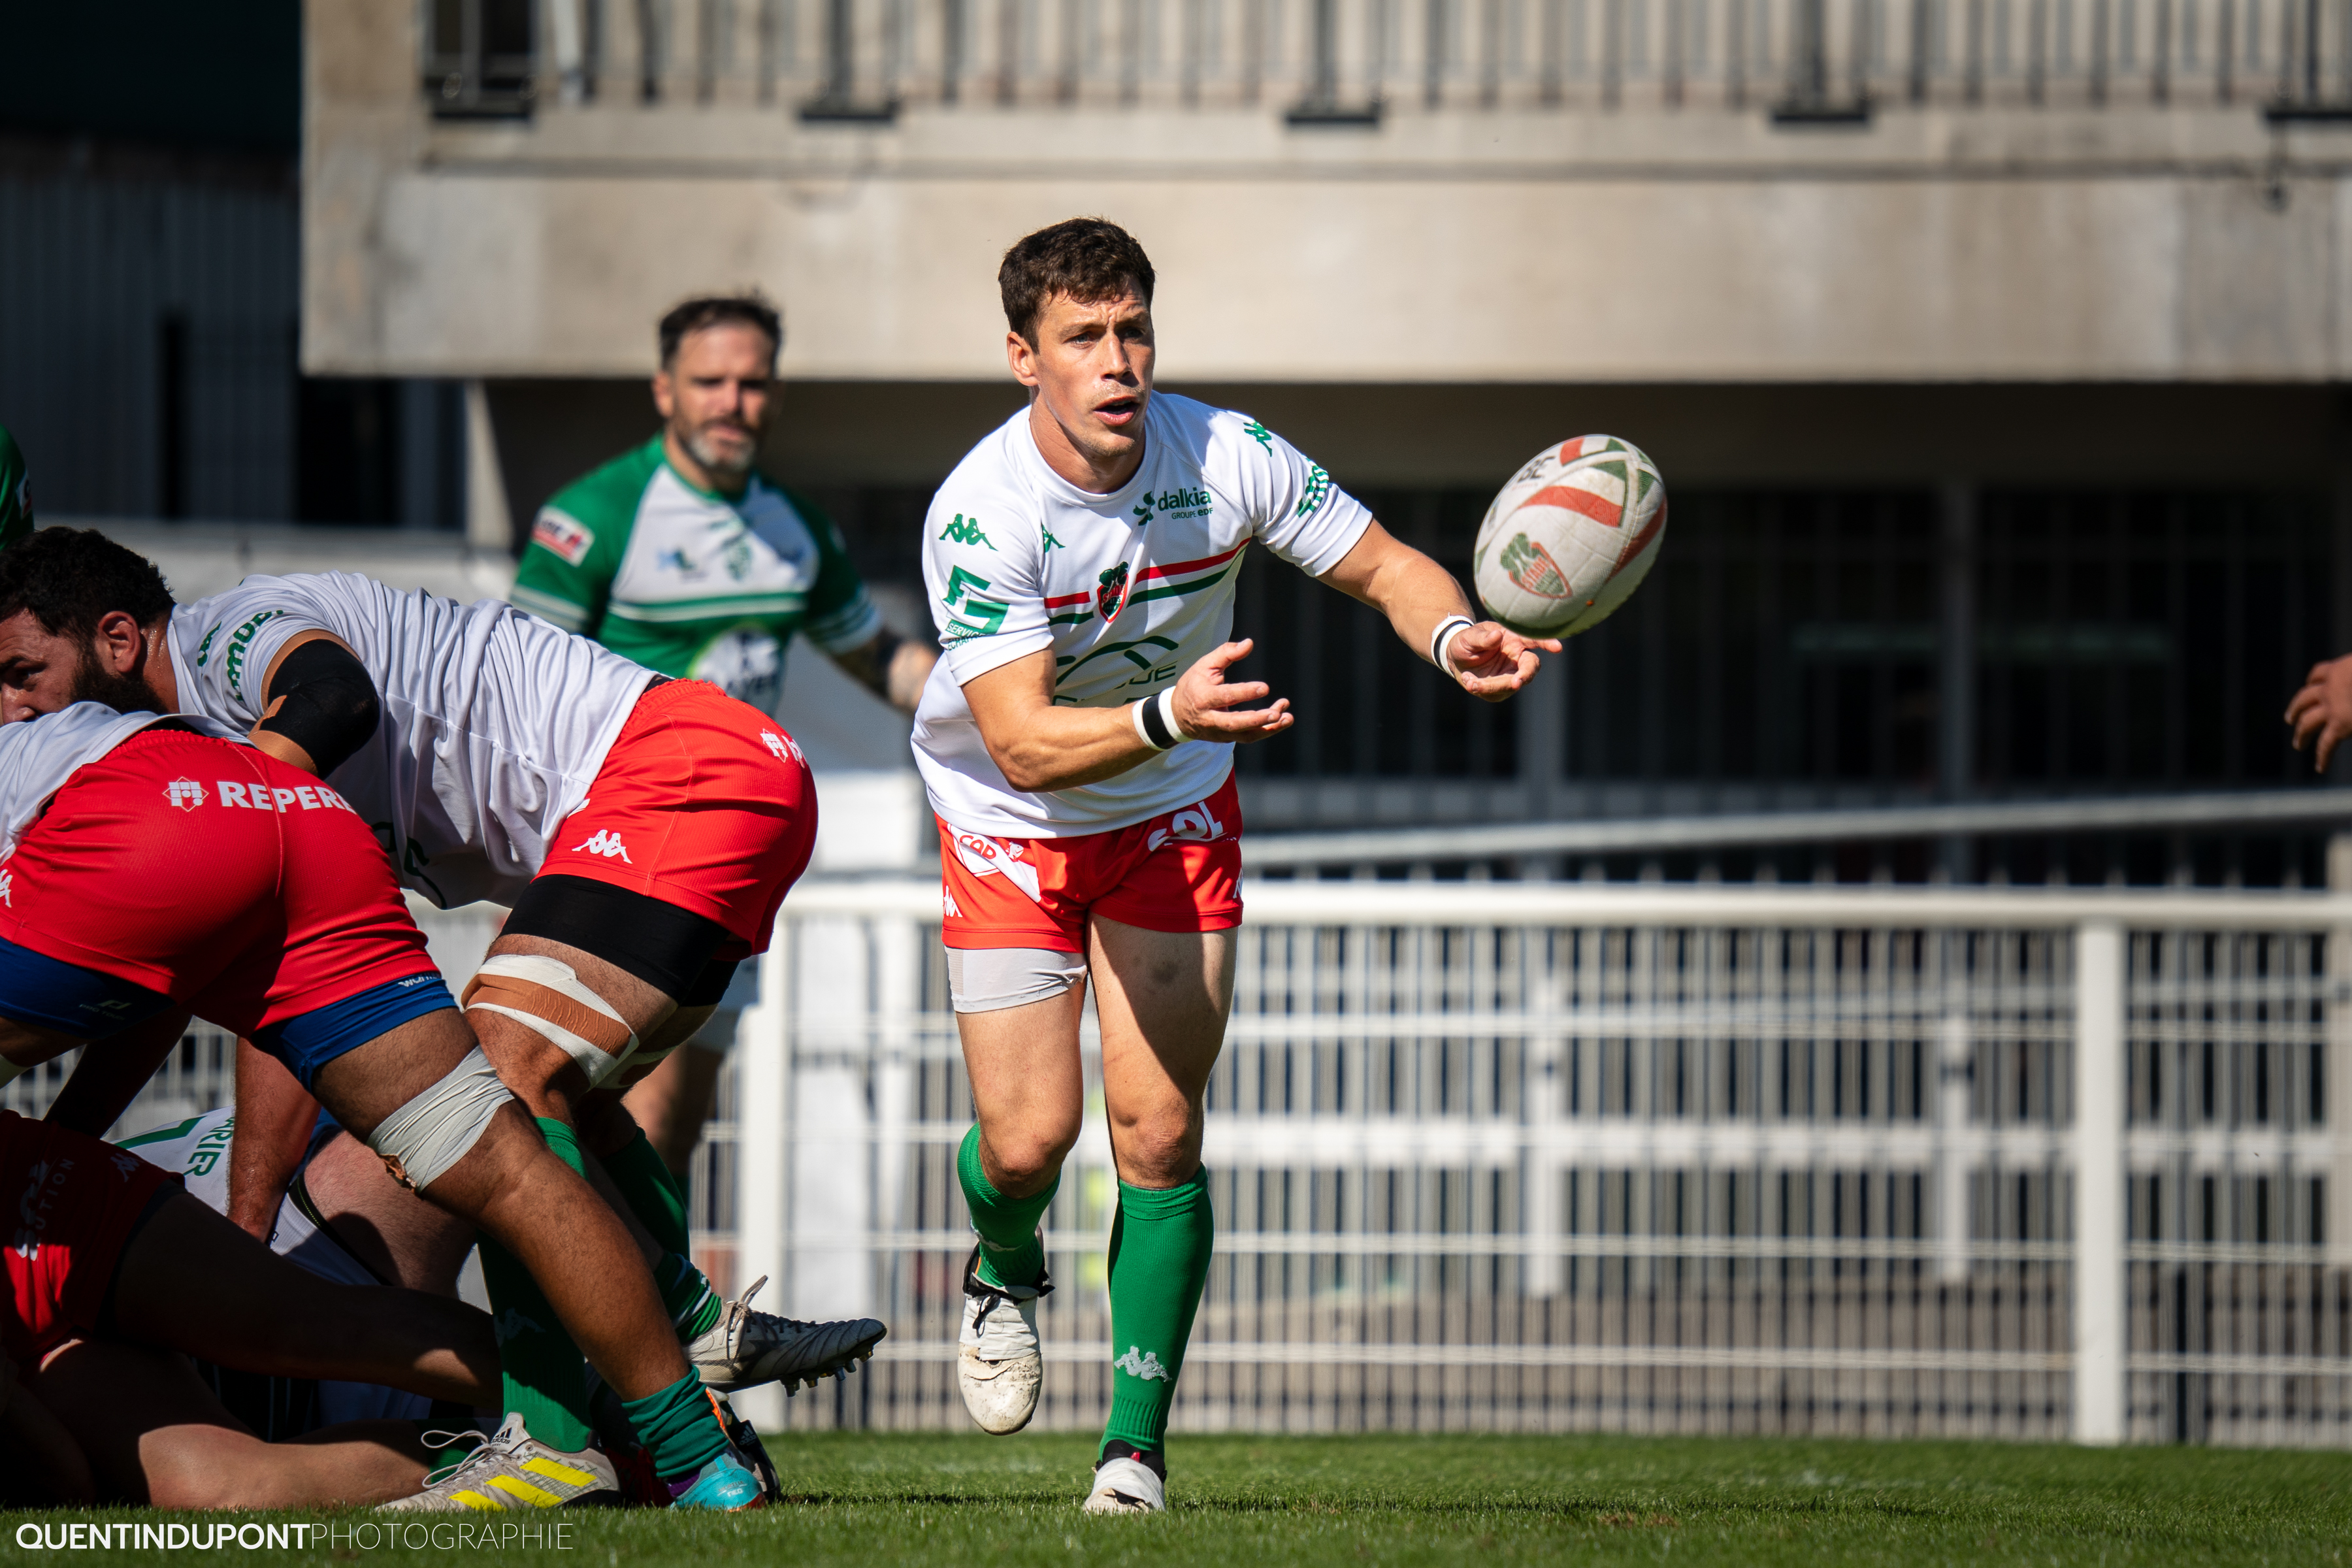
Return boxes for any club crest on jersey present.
[530,509,595,567]
[1096,561,1132,623]
[572,830,632,862]
[164,777,207,811]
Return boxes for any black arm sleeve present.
[256,638,382,774]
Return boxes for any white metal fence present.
[724,877,2352,1446]
[14,875,2349,1446]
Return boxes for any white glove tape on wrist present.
[1428,615,1477,678]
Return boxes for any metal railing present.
[429,0,2352,120]
[725,876,2352,1445]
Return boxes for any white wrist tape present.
[367,1047,515,1192]
[1428,615,1477,677]
[1132,696,1168,751]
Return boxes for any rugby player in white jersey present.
[0,533,883,1507]
[0,703,768,1508]
[915,219,1559,1513]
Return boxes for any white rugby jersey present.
[912,393,1373,837]
[0,704,244,860]
[166,572,656,909]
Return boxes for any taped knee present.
[462,953,640,1088]
[945,947,1087,1014]
[367,1047,515,1191]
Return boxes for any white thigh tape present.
[367,1047,515,1191]
[463,953,640,1090]
[945,946,1087,1015]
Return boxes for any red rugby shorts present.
[0,1110,176,1368]
[0,729,438,1037]
[937,774,1243,953]
[537,679,818,962]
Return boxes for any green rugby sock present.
[477,1117,597,1454]
[621,1371,729,1482]
[1099,1168,1214,1460]
[599,1129,692,1256]
[597,1131,723,1339]
[957,1124,1056,1291]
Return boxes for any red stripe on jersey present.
[1043,592,1093,608]
[1138,542,1247,583]
[1526,484,1624,529]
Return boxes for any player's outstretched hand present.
[1445,622,1563,703]
[2286,653,2352,772]
[1172,638,1293,744]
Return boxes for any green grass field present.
[12,1431,2352,1566]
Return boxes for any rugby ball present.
[1471,435,1667,638]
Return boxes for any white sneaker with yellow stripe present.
[380,1414,619,1512]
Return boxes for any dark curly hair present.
[999,218,1156,346]
[0,527,176,638]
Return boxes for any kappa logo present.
[939,514,995,549]
[760,730,804,765]
[572,830,632,862]
[163,777,207,811]
[493,1307,547,1345]
[943,889,964,919]
[110,1152,142,1182]
[13,1158,69,1262]
[1145,801,1228,853]
[0,868,12,907]
[1114,1346,1171,1383]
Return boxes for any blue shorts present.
[0,937,456,1090]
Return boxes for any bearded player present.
[0,532,884,1508]
[914,219,1557,1514]
[0,702,768,1508]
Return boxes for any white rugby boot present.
[956,1243,1049,1435]
[685,1274,887,1394]
[1081,1446,1168,1514]
[380,1413,619,1512]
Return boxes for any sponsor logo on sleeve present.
[1296,465,1333,519]
[1241,418,1273,450]
[220,611,286,696]
[531,510,595,566]
[941,566,1008,642]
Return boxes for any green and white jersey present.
[0,425,31,553]
[512,436,881,719]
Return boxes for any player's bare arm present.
[962,639,1291,794]
[225,1040,324,1241]
[828,627,938,713]
[41,1011,191,1136]
[1316,521,1561,702]
[2286,653,2352,772]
